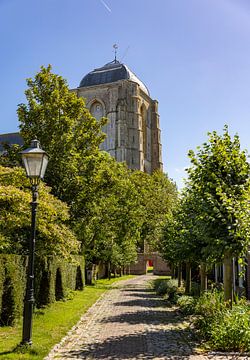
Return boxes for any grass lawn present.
[0,275,134,360]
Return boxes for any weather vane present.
[113,44,118,61]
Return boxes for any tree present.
[74,153,140,273]
[17,65,106,205]
[130,170,178,252]
[185,126,250,303]
[0,166,79,257]
[12,65,178,278]
[160,193,205,294]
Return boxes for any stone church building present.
[74,59,163,174]
[75,59,170,276]
[1,59,163,176]
[2,61,250,290]
[0,59,168,276]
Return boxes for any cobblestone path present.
[45,275,248,360]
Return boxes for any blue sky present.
[1,0,250,188]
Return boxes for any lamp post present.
[20,139,48,345]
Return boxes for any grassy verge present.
[0,275,134,360]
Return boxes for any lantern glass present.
[22,153,43,178]
[40,154,48,179]
[21,140,48,181]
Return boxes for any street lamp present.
[20,139,48,345]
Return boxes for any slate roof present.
[0,132,23,152]
[79,60,150,96]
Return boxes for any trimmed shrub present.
[0,254,85,326]
[37,270,50,308]
[0,255,27,326]
[55,268,64,301]
[75,266,84,290]
[34,255,85,305]
[0,275,15,326]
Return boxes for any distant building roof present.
[0,132,23,152]
[79,60,150,96]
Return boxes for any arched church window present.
[90,101,104,120]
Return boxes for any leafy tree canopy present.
[17,65,107,205]
[186,126,250,260]
[0,166,79,258]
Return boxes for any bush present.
[191,290,250,352]
[190,281,200,297]
[193,290,226,339]
[173,287,250,352]
[209,306,250,352]
[177,295,196,315]
[0,254,85,326]
[195,289,225,317]
[154,278,178,301]
[0,255,26,326]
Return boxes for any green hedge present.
[0,254,85,326]
[0,255,27,326]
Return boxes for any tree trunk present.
[185,262,191,295]
[170,263,175,278]
[200,262,207,293]
[177,263,182,288]
[238,261,244,288]
[223,252,233,307]
[108,262,111,280]
[214,264,219,283]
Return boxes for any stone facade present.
[129,253,171,276]
[74,61,163,173]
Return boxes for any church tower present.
[75,60,163,173]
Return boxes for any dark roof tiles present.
[79,60,149,96]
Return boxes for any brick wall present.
[129,253,171,276]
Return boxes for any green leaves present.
[18,65,106,204]
[0,166,79,258]
[185,126,250,261]
[161,126,250,269]
[11,64,178,269]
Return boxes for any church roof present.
[79,60,150,96]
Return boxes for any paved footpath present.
[45,275,249,360]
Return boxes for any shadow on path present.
[61,328,196,359]
[122,291,158,298]
[101,309,182,325]
[121,288,153,293]
[113,298,165,308]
